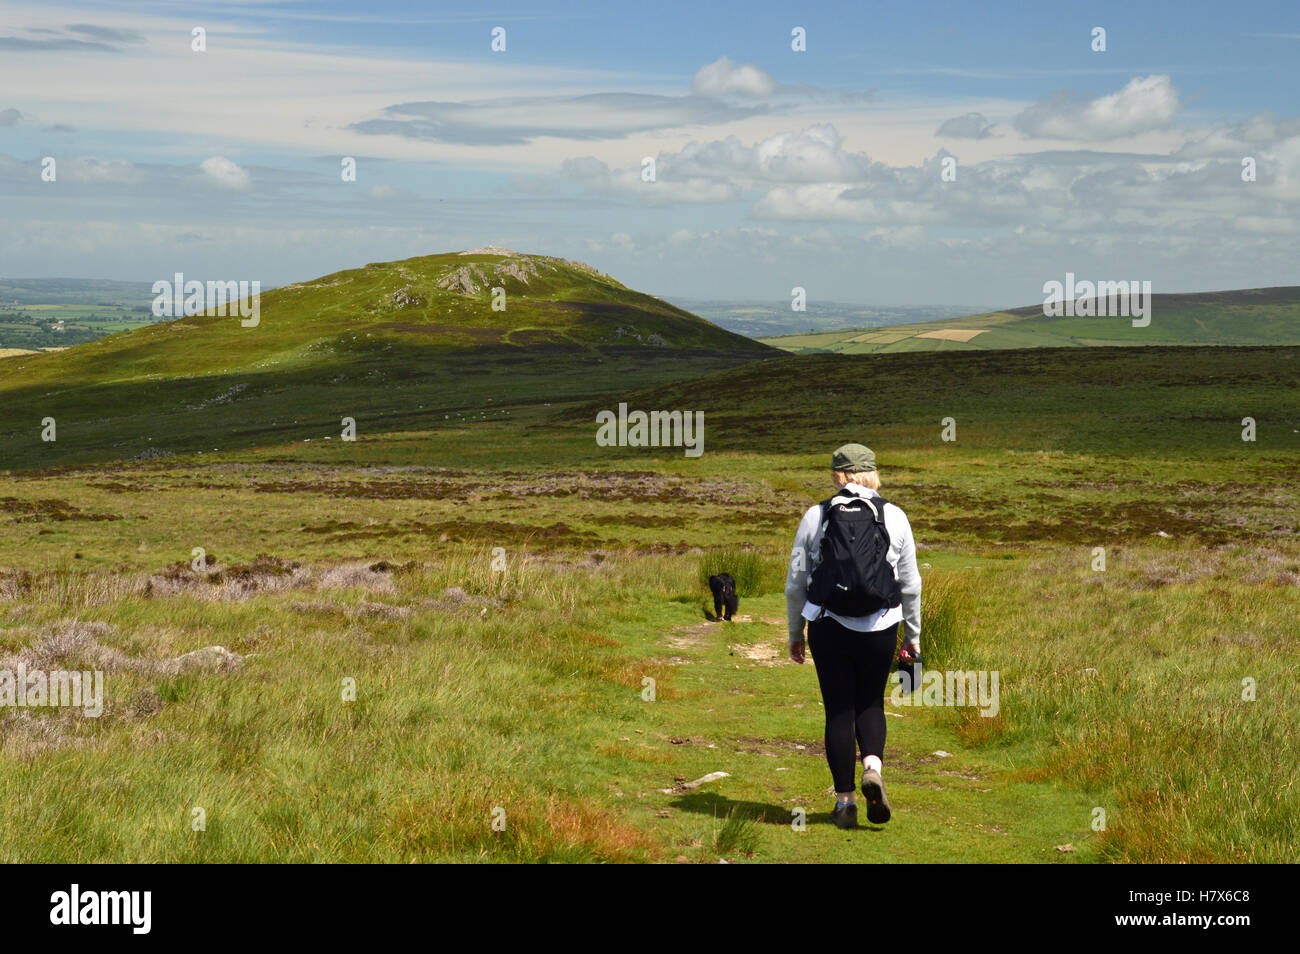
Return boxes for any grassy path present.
[595,592,1100,863]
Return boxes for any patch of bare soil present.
[0,496,125,523]
[729,640,782,665]
[299,517,598,549]
[195,477,469,499]
[733,736,824,757]
[665,620,718,651]
[482,471,798,508]
[647,655,692,667]
[917,496,1296,545]
[938,769,987,781]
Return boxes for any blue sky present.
[2,0,1299,305]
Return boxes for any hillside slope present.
[761,286,1300,354]
[0,249,773,469]
[596,345,1300,458]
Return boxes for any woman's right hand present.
[789,639,806,664]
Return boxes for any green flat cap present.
[831,443,876,472]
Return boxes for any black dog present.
[708,573,738,621]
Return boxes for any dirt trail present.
[629,596,1097,862]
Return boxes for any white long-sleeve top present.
[785,483,922,648]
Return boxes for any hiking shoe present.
[861,769,891,824]
[831,801,858,829]
[832,800,863,831]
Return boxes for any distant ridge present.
[761,285,1300,354]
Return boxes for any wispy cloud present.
[350,92,768,146]
[0,21,146,53]
[350,56,872,147]
[66,23,146,44]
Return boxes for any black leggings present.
[808,617,898,794]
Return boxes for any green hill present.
[761,286,1300,354]
[0,249,774,469]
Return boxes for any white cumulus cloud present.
[1014,75,1180,140]
[691,55,776,97]
[199,156,251,190]
[665,124,872,183]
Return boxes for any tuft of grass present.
[696,547,769,598]
[712,808,760,858]
[918,573,976,669]
[696,547,792,599]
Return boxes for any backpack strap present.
[818,497,832,527]
[825,489,888,523]
[870,494,890,523]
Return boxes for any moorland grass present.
[1,438,1295,861]
[0,331,1296,861]
[696,547,774,598]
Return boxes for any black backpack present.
[807,491,902,616]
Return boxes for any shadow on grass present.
[669,790,889,831]
[669,791,787,823]
[700,602,733,622]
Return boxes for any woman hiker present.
[785,443,922,829]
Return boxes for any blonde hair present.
[833,469,880,491]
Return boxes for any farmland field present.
[761,286,1300,354]
[0,279,162,351]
